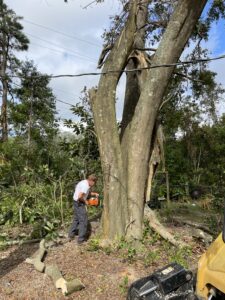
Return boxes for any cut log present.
[25,239,46,272]
[144,205,187,248]
[65,278,85,295]
[45,264,62,285]
[45,264,84,295]
[25,240,84,296]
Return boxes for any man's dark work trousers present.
[69,201,88,242]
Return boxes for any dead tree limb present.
[144,205,187,248]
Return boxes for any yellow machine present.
[196,233,225,299]
[128,231,225,299]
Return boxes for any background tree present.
[9,60,58,167]
[0,0,29,141]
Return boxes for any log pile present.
[25,239,84,296]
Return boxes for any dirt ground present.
[0,220,207,300]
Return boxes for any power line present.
[26,32,97,62]
[29,41,97,63]
[10,81,76,108]
[23,19,101,48]
[51,86,81,98]
[56,98,74,106]
[4,54,225,80]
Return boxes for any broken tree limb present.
[97,44,113,68]
[25,239,46,272]
[45,264,85,296]
[144,205,187,248]
[1,238,41,247]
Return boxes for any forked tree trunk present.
[90,0,207,241]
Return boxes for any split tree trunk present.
[90,0,207,241]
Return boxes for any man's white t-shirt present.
[73,179,90,201]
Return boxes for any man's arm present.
[78,192,89,204]
[90,192,99,197]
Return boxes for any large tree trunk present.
[90,0,207,241]
[124,0,207,240]
[89,1,138,239]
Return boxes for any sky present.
[3,0,225,126]
[4,0,125,125]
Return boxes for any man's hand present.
[91,192,99,197]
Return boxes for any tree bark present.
[0,34,8,142]
[91,0,207,242]
[89,1,138,239]
[125,0,207,240]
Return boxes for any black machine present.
[127,263,195,300]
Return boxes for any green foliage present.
[144,250,160,267]
[126,247,137,263]
[143,220,162,245]
[0,1,29,51]
[0,80,101,239]
[43,220,60,240]
[87,238,100,251]
[163,243,192,269]
[117,238,137,263]
[64,88,99,162]
[10,60,58,144]
[119,275,129,295]
[164,114,225,206]
[205,214,223,238]
[1,181,63,224]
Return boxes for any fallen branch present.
[45,264,85,296]
[25,239,46,272]
[19,198,26,224]
[0,238,41,246]
[144,205,187,248]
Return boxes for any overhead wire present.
[10,81,76,108]
[26,32,98,63]
[27,42,92,62]
[51,86,81,98]
[28,41,96,63]
[3,54,225,80]
[23,19,101,48]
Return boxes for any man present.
[68,174,98,244]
